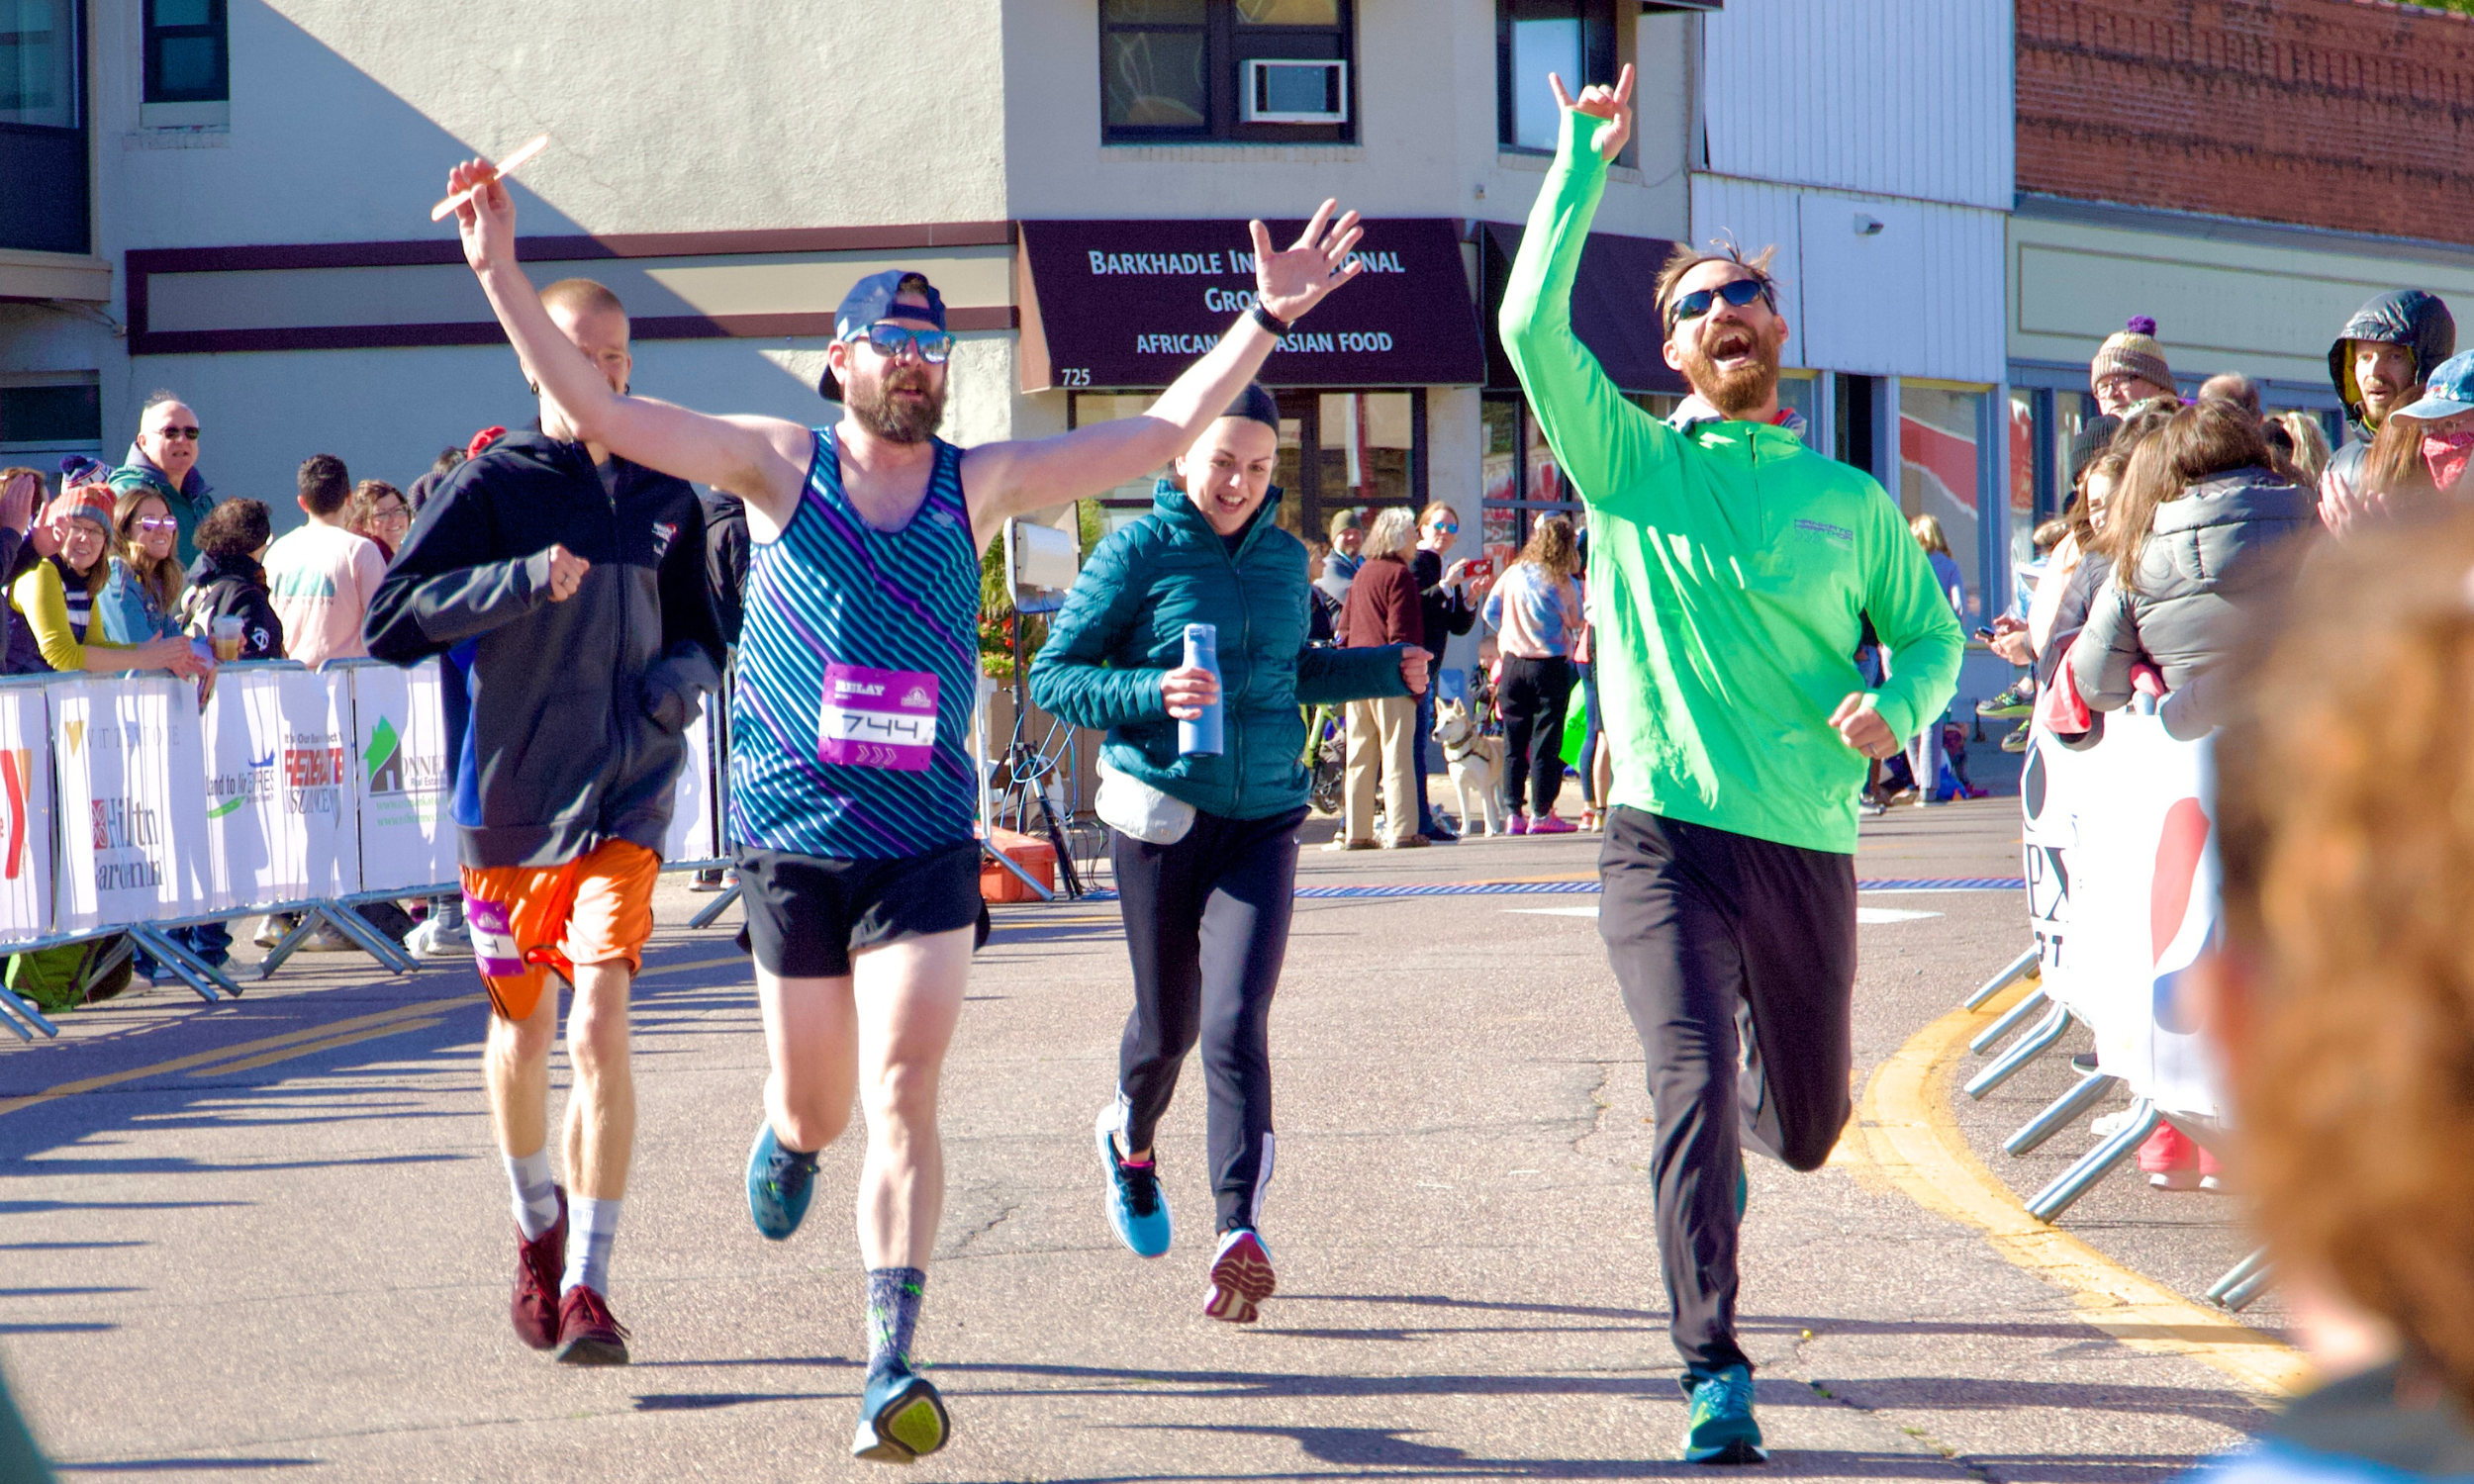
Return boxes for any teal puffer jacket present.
[1029,481,1408,820]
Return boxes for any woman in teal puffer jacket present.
[1029,383,1424,1325]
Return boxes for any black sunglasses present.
[153,424,200,440]
[848,323,955,364]
[1666,277,1771,332]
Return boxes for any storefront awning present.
[1016,218,1485,391]
[1478,221,1689,398]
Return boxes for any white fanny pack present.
[1094,755,1196,845]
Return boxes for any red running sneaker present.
[554,1284,631,1365]
[1202,1228,1277,1324]
[511,1187,567,1350]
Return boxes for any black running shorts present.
[733,841,984,978]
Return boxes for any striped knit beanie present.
[2091,317,2172,392]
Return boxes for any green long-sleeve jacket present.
[1499,111,1963,854]
[1029,481,1408,820]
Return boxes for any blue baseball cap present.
[2396,348,2474,420]
[820,270,947,401]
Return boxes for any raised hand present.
[1249,199,1367,325]
[0,472,38,534]
[1549,62,1635,161]
[446,157,518,274]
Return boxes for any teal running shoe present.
[852,1363,949,1463]
[1094,1102,1172,1257]
[745,1122,818,1242]
[1976,682,2034,719]
[1680,1364,1765,1464]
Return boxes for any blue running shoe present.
[1680,1364,1765,1464]
[1094,1102,1172,1257]
[852,1363,949,1463]
[746,1122,818,1242]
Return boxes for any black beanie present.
[1225,382,1280,430]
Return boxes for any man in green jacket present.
[1499,67,1963,1463]
[109,392,218,568]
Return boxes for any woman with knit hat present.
[2090,317,2178,416]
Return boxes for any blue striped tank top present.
[730,426,982,860]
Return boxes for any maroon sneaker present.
[554,1283,631,1365]
[510,1187,567,1351]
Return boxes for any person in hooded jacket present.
[178,499,283,660]
[2321,288,2454,534]
[1028,383,1425,1327]
[364,275,722,1368]
[2071,399,2316,738]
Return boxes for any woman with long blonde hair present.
[1480,513,1582,832]
[96,486,189,646]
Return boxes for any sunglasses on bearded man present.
[1665,276,1774,333]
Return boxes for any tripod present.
[990,608,1084,898]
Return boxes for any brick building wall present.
[2019,0,2474,244]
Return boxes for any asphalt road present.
[0,797,2286,1481]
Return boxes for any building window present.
[1100,0,1355,144]
[1497,0,1615,153]
[0,0,83,253]
[144,0,228,104]
[0,381,101,461]
[1897,383,1986,617]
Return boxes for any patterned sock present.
[505,1149,558,1240]
[561,1196,619,1296]
[866,1266,927,1377]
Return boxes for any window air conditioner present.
[1242,58,1348,125]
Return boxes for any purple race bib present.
[818,663,939,772]
[464,892,523,979]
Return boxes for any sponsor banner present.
[0,684,52,942]
[202,667,361,912]
[2017,726,2085,1021]
[1016,218,1485,390]
[53,675,208,933]
[2052,712,2225,1121]
[661,702,718,864]
[350,661,457,893]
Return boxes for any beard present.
[1677,317,1785,417]
[848,363,948,444]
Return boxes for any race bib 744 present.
[818,663,938,772]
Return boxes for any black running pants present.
[1597,807,1857,1375]
[1498,654,1574,817]
[1112,805,1305,1235]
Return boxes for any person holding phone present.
[1030,384,1424,1326]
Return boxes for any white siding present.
[1696,176,2003,384]
[1701,0,2013,212]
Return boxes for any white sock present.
[506,1149,558,1240]
[562,1196,619,1297]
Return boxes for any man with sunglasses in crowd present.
[437,156,1369,1464]
[110,392,218,567]
[1499,67,1960,1464]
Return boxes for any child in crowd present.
[180,499,285,661]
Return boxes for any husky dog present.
[1432,699,1507,837]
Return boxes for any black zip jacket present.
[178,551,284,659]
[363,430,723,869]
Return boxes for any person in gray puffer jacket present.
[2072,400,2315,736]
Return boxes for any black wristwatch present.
[1249,302,1291,338]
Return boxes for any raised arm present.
[445,160,811,525]
[1498,66,1675,506]
[961,204,1366,547]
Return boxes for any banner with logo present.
[661,704,718,864]
[52,675,208,933]
[2018,726,2091,1022]
[0,682,53,942]
[202,666,361,912]
[348,661,457,893]
[2051,712,2225,1121]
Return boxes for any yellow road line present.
[635,955,746,979]
[1842,984,2311,1398]
[0,999,453,1120]
[193,1018,444,1075]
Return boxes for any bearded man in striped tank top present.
[443,158,1369,1464]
